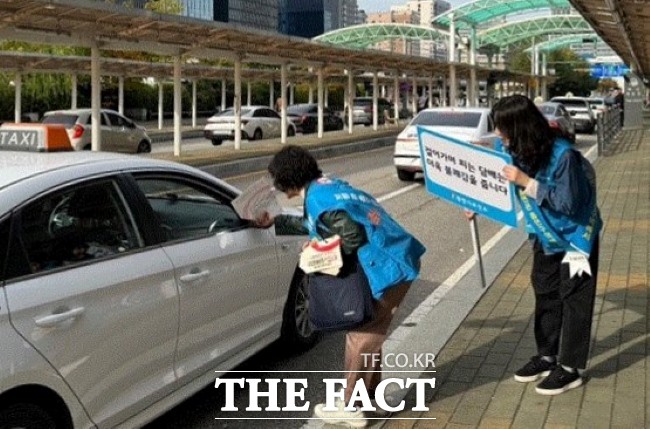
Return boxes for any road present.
[144,133,597,429]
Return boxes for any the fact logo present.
[213,377,435,412]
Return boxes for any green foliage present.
[144,0,183,15]
[547,49,598,98]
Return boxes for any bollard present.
[597,112,604,156]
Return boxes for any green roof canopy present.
[477,15,593,49]
[433,0,572,30]
[524,34,603,53]
[313,23,449,50]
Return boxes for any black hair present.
[491,95,555,175]
[267,145,323,192]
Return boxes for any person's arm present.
[252,212,308,235]
[319,210,367,255]
[529,151,589,217]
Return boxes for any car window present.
[0,215,9,282]
[253,109,265,118]
[487,115,495,132]
[106,112,128,127]
[16,180,141,277]
[412,111,482,127]
[42,114,79,129]
[133,177,245,242]
[538,105,556,115]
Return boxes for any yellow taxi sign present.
[0,123,73,152]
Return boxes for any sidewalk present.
[383,127,650,428]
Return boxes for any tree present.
[144,0,183,15]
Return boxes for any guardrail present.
[596,106,622,155]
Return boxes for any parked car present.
[41,108,152,153]
[286,103,344,133]
[0,125,314,428]
[550,97,596,134]
[203,106,296,146]
[538,102,576,141]
[344,97,392,126]
[394,107,498,181]
[588,97,608,115]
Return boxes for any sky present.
[357,0,468,14]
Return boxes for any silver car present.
[550,97,596,134]
[42,109,152,153]
[0,129,313,428]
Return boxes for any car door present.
[264,108,282,137]
[128,173,282,382]
[106,112,137,153]
[3,178,179,428]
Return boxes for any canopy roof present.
[524,34,604,53]
[314,24,449,50]
[477,15,593,49]
[433,0,573,30]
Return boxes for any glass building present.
[279,0,343,38]
[214,0,280,32]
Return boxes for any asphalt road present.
[144,133,597,429]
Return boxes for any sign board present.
[417,127,518,228]
[590,63,630,78]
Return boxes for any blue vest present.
[305,177,426,299]
[515,139,602,256]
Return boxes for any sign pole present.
[469,217,487,288]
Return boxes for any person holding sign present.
[256,145,425,426]
[491,95,602,395]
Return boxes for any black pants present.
[531,238,599,369]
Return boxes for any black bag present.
[308,262,375,332]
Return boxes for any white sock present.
[541,355,556,363]
[561,364,576,373]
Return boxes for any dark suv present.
[345,97,392,126]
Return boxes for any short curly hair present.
[268,145,322,192]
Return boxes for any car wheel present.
[397,169,416,182]
[136,140,151,153]
[0,402,58,429]
[287,126,296,137]
[281,271,319,350]
[252,128,263,141]
[211,138,224,146]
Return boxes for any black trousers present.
[531,238,599,369]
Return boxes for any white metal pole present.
[318,67,324,138]
[470,27,477,107]
[412,77,417,116]
[308,84,314,104]
[324,85,329,107]
[247,81,252,106]
[428,76,433,109]
[449,13,457,107]
[348,70,354,134]
[14,73,21,123]
[158,81,164,130]
[71,74,78,109]
[281,63,287,143]
[394,74,399,122]
[372,71,378,130]
[234,58,242,149]
[173,55,182,157]
[221,79,227,112]
[269,81,274,108]
[91,43,101,151]
[118,76,124,115]
[191,80,197,128]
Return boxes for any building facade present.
[367,8,420,55]
[279,0,361,38]
[214,0,280,32]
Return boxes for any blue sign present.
[590,63,630,78]
[417,127,518,228]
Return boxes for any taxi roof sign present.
[0,123,72,152]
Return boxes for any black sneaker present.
[514,356,556,382]
[535,366,583,395]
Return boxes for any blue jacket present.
[304,177,426,299]
[499,138,601,256]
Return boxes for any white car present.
[42,108,152,153]
[0,125,314,429]
[550,97,596,134]
[203,106,296,146]
[393,107,498,181]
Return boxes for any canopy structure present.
[477,15,593,49]
[433,0,573,30]
[524,34,605,54]
[567,0,650,80]
[314,23,450,50]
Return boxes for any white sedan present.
[393,107,498,181]
[0,125,314,428]
[203,105,297,146]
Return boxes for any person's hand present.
[502,165,530,188]
[464,210,476,221]
[252,211,275,229]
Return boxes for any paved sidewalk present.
[382,127,650,429]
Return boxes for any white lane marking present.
[377,183,421,203]
[384,210,525,346]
